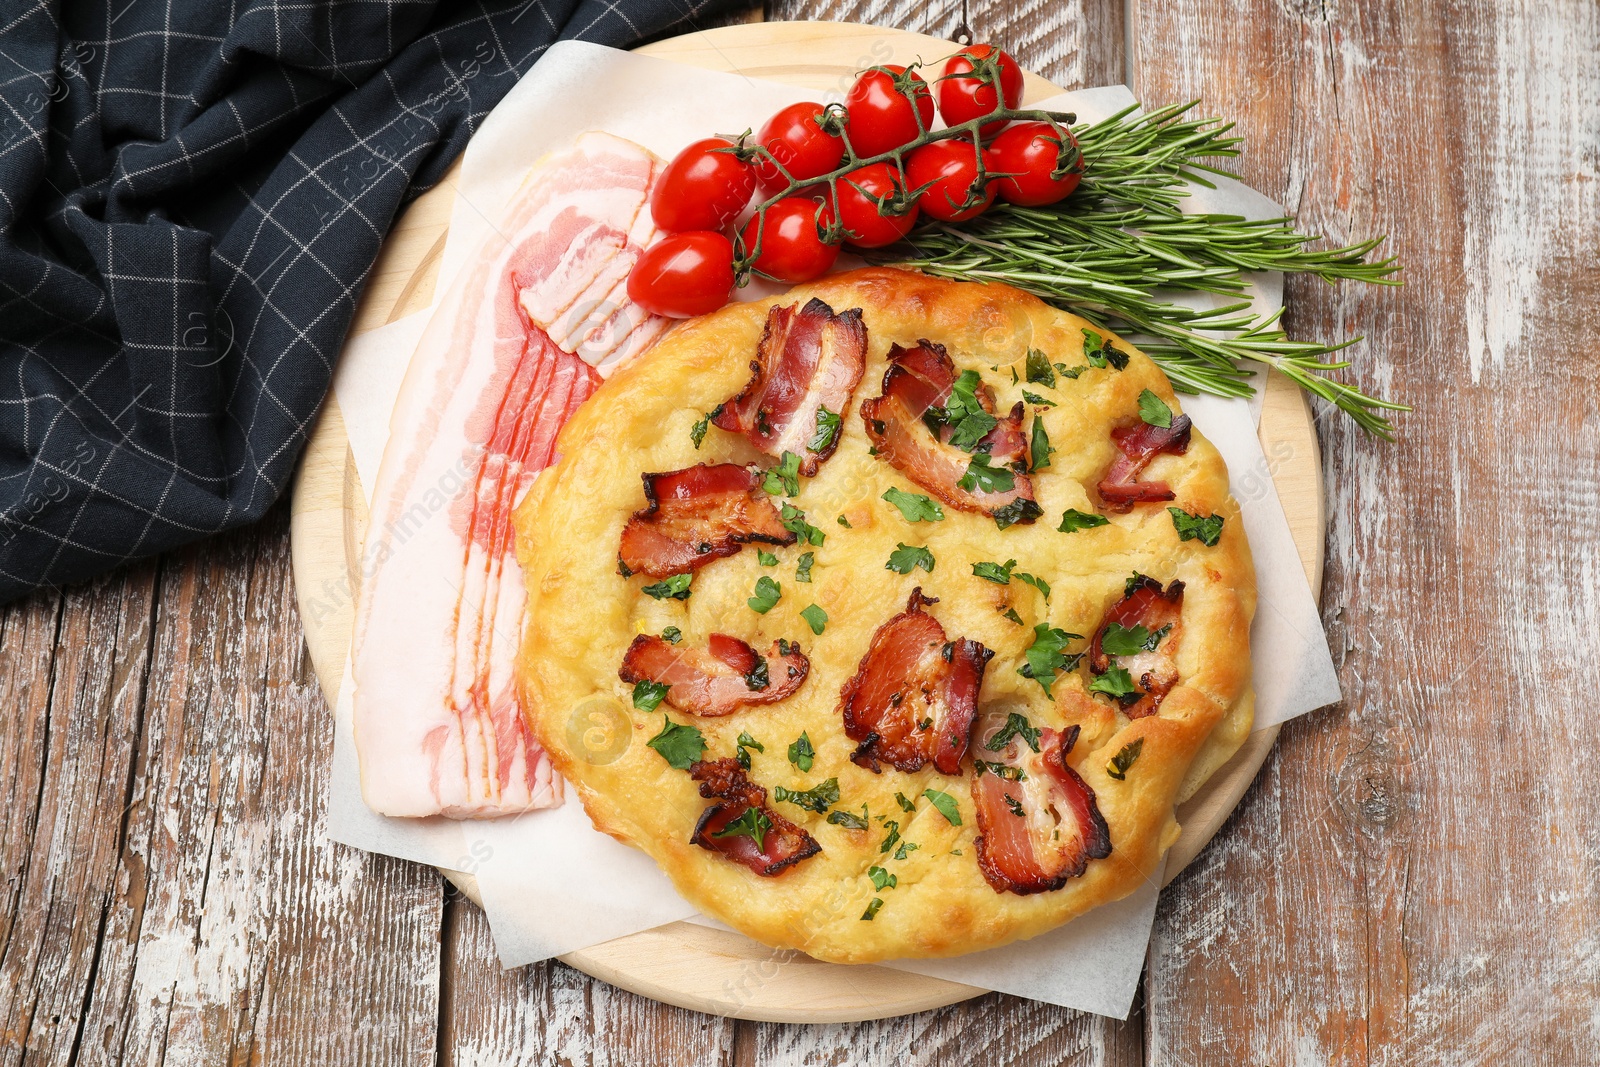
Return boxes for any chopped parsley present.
[807,405,842,453]
[1002,607,1025,625]
[774,777,840,814]
[1018,623,1083,697]
[1025,347,1056,388]
[1138,389,1173,428]
[975,760,1026,781]
[1029,416,1053,472]
[827,806,869,830]
[641,573,693,600]
[861,897,884,921]
[747,576,781,614]
[986,712,1041,753]
[690,409,714,449]
[957,452,1016,494]
[869,866,897,891]
[882,486,944,522]
[1022,389,1056,408]
[713,807,771,851]
[1099,622,1155,657]
[743,655,769,691]
[795,551,814,582]
[800,603,828,635]
[647,717,705,770]
[661,626,682,644]
[878,820,901,855]
[757,549,778,567]
[788,731,815,772]
[1058,508,1109,534]
[894,839,920,861]
[1004,794,1026,817]
[992,498,1043,530]
[1106,738,1144,781]
[781,503,825,546]
[1082,329,1128,370]
[886,543,935,574]
[894,792,916,813]
[1014,571,1051,600]
[1088,664,1139,701]
[1169,507,1225,547]
[631,680,669,713]
[1125,571,1151,596]
[735,731,764,770]
[972,558,1018,584]
[837,515,852,528]
[922,788,962,826]
[924,369,998,451]
[762,451,801,496]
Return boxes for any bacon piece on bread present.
[839,588,992,774]
[1089,576,1184,719]
[860,341,1039,524]
[972,719,1112,894]
[1097,416,1192,510]
[688,758,822,876]
[618,463,794,578]
[712,298,867,475]
[619,633,809,717]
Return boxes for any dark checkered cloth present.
[0,0,737,602]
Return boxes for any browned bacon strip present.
[1097,416,1193,510]
[712,298,868,476]
[838,588,991,774]
[688,758,822,876]
[619,633,809,717]
[618,463,795,578]
[971,718,1112,895]
[860,341,1039,524]
[1088,576,1185,719]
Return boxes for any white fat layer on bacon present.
[768,324,853,459]
[352,132,665,818]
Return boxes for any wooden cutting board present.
[288,20,1325,1023]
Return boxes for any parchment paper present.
[327,41,1340,1018]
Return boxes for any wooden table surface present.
[4,1,1597,1064]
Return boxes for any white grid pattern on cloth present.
[0,0,739,601]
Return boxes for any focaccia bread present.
[514,268,1256,963]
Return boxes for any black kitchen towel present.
[0,0,739,603]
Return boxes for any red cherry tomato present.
[905,139,996,223]
[833,162,919,248]
[938,45,1024,136]
[627,232,735,318]
[752,102,846,195]
[843,65,936,157]
[739,197,839,284]
[988,121,1082,206]
[650,138,756,233]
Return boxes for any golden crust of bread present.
[514,268,1256,963]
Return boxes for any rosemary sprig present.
[889,102,1406,436]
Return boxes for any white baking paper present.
[325,40,1341,1018]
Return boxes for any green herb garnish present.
[1089,664,1138,701]
[807,405,842,453]
[641,573,692,600]
[781,503,825,546]
[1022,389,1056,407]
[1169,507,1225,546]
[661,626,682,644]
[925,369,998,451]
[869,866,897,890]
[1025,347,1056,388]
[690,410,714,449]
[632,680,669,713]
[886,543,935,574]
[800,603,828,635]
[757,549,778,567]
[986,712,1041,753]
[795,551,814,582]
[1058,508,1110,533]
[972,558,1017,584]
[894,792,916,813]
[1106,738,1144,780]
[713,807,771,851]
[762,451,801,496]
[882,486,944,522]
[992,498,1043,530]
[747,576,781,614]
[774,777,840,814]
[1138,389,1173,428]
[922,788,962,826]
[827,806,869,830]
[1099,622,1154,657]
[788,731,815,772]
[878,820,901,855]
[647,717,705,769]
[861,898,884,921]
[957,452,1016,494]
[1030,416,1053,471]
[1018,623,1083,697]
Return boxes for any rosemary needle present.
[884,101,1407,437]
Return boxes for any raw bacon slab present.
[352,133,669,818]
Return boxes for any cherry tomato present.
[752,102,846,195]
[627,231,735,318]
[739,197,839,284]
[833,162,919,248]
[650,138,756,232]
[938,45,1024,136]
[905,139,996,223]
[988,121,1082,206]
[843,65,936,157]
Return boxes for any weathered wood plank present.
[0,506,447,1067]
[1135,0,1600,1063]
[437,895,739,1067]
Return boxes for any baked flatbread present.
[514,268,1255,963]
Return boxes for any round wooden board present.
[289,20,1326,1023]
